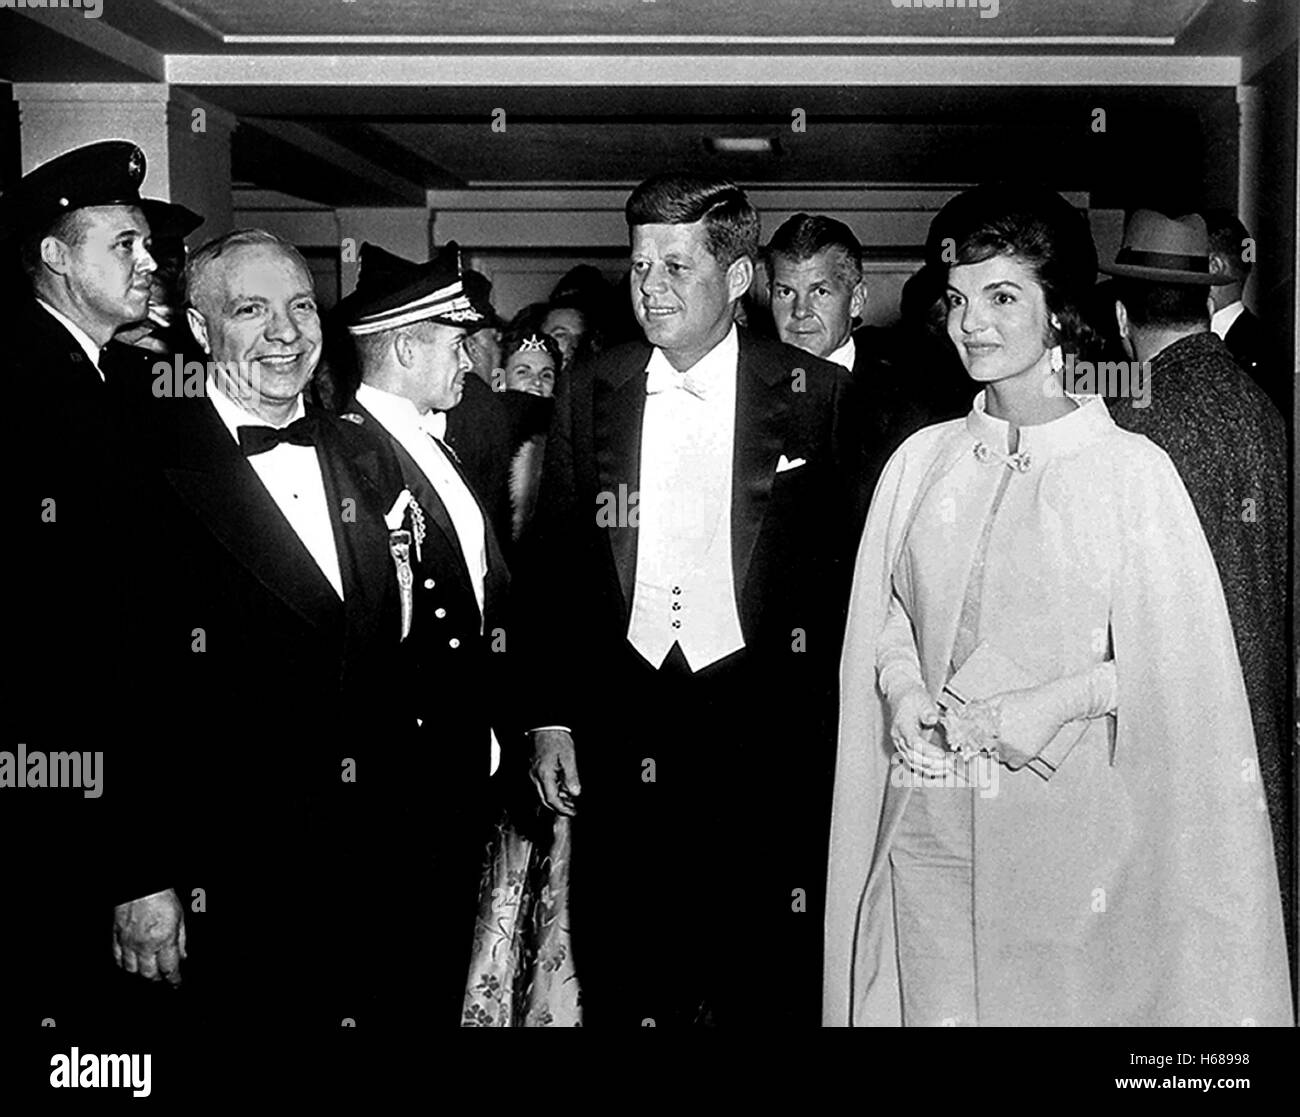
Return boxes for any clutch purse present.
[937,642,1090,781]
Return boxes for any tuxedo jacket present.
[851,325,974,496]
[1224,306,1266,374]
[1223,307,1288,416]
[113,390,427,894]
[442,373,516,552]
[514,327,864,736]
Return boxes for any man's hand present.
[113,888,186,986]
[528,729,581,816]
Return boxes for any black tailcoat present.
[512,327,863,1026]
[1223,306,1289,417]
[851,324,974,500]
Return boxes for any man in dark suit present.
[766,213,950,499]
[1203,208,1286,416]
[1104,209,1292,976]
[444,268,516,547]
[515,173,863,1027]
[120,227,435,1030]
[334,241,512,1024]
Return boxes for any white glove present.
[950,661,1117,770]
[876,593,949,778]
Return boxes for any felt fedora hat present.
[1101,209,1229,285]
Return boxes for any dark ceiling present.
[0,0,1291,210]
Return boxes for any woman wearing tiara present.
[823,184,1291,1027]
[501,328,563,541]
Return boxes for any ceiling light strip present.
[218,35,1177,47]
[165,53,1240,87]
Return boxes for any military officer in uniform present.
[0,142,185,1031]
[335,241,512,1025]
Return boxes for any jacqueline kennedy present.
[824,185,1291,1027]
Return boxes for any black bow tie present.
[238,415,317,456]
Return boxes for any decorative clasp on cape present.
[973,441,1031,472]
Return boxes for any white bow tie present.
[419,410,448,441]
[645,363,708,400]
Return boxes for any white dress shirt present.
[356,383,487,623]
[825,334,856,374]
[1210,299,1246,342]
[628,325,746,672]
[206,378,345,599]
[37,298,103,380]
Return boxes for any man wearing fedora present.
[335,241,513,1024]
[1104,208,1292,969]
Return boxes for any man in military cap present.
[108,198,205,360]
[336,241,513,1023]
[0,140,175,1030]
[444,266,521,550]
[4,140,157,380]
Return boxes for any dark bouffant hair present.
[626,172,760,269]
[928,183,1101,359]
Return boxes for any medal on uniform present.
[385,489,419,641]
[407,498,426,564]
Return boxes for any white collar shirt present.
[1210,299,1246,342]
[206,378,345,600]
[825,334,856,374]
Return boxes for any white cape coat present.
[824,394,1292,1027]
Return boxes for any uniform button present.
[671,620,681,629]
[423,578,436,589]
[672,586,682,596]
[435,607,447,618]
[671,602,681,611]
[449,638,461,649]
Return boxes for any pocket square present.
[776,454,806,473]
